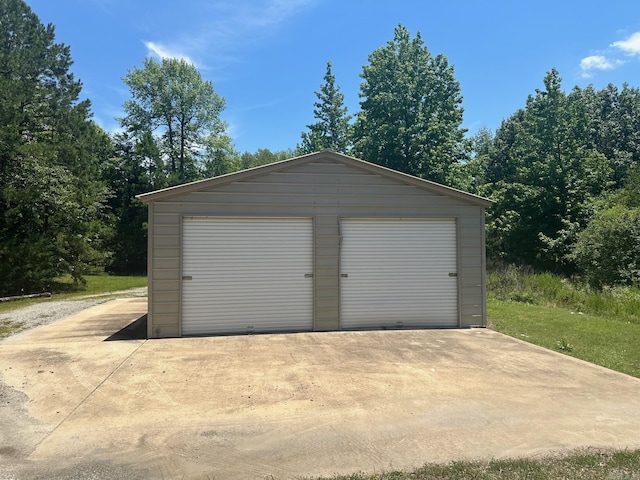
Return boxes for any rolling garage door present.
[340,218,458,329]
[181,217,313,335]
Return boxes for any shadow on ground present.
[104,314,147,341]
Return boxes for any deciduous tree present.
[121,58,230,183]
[353,24,466,184]
[485,69,612,272]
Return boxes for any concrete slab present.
[1,298,639,479]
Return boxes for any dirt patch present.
[0,375,40,461]
[0,462,150,480]
[30,462,150,480]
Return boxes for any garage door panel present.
[182,217,313,335]
[341,218,458,330]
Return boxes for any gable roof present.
[136,150,495,207]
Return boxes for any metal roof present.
[136,149,495,208]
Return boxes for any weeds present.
[556,338,574,352]
[487,264,640,323]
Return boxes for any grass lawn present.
[307,448,640,479]
[49,274,147,298]
[488,298,640,379]
[0,274,147,315]
[485,266,640,379]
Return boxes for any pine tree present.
[299,61,351,154]
[0,0,111,294]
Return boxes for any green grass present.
[0,274,147,315]
[486,265,640,379]
[488,299,640,378]
[49,274,147,298]
[304,448,640,479]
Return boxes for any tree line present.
[1,1,637,295]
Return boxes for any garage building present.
[137,150,494,338]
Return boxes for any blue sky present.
[27,0,640,154]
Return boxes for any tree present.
[454,127,492,193]
[577,83,640,187]
[352,24,466,184]
[572,206,640,288]
[121,57,230,184]
[0,0,112,294]
[484,69,612,272]
[572,166,640,287]
[233,149,293,171]
[299,61,351,154]
[103,132,161,275]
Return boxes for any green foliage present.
[556,338,574,352]
[484,69,613,273]
[352,24,466,184]
[578,83,640,187]
[0,0,112,295]
[232,148,293,172]
[486,264,640,319]
[570,166,640,288]
[615,163,640,208]
[481,74,640,279]
[456,127,492,193]
[572,205,640,288]
[299,61,352,155]
[120,57,233,183]
[111,58,237,273]
[103,133,156,274]
[49,273,147,296]
[487,268,640,378]
[490,300,640,378]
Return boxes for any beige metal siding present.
[340,218,458,329]
[148,211,181,337]
[146,203,154,338]
[144,155,488,337]
[314,215,340,330]
[181,217,313,335]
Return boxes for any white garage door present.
[340,218,458,329]
[181,217,313,335]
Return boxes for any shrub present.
[571,205,640,288]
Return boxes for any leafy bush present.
[571,205,640,288]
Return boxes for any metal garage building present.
[137,150,494,338]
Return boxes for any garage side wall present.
[146,157,487,337]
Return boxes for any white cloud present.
[246,0,312,28]
[611,32,640,56]
[142,0,314,73]
[581,55,615,71]
[579,55,624,78]
[144,41,196,65]
[579,31,640,78]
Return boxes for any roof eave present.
[136,149,495,208]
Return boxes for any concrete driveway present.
[1,299,639,479]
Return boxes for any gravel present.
[0,287,147,339]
